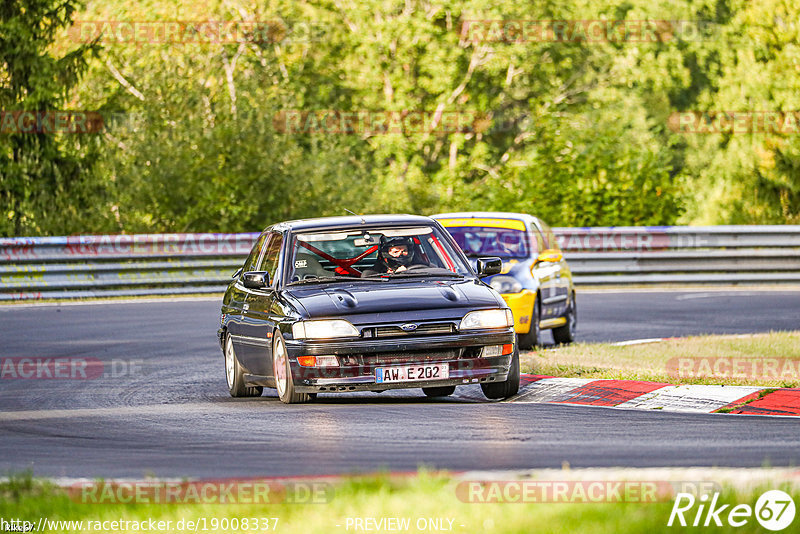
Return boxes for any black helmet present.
[379,236,415,268]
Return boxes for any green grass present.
[522,331,800,387]
[1,472,798,534]
[716,389,778,413]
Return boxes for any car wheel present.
[552,293,577,345]
[224,333,263,398]
[516,296,541,349]
[481,345,520,400]
[273,331,311,404]
[422,386,456,397]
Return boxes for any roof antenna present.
[344,208,366,224]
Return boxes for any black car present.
[218,215,519,403]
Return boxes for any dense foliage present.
[3,0,800,235]
[0,0,99,236]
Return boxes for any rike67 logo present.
[668,490,795,531]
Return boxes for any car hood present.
[284,278,502,319]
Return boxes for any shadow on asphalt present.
[209,385,495,405]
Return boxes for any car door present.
[529,220,563,319]
[227,231,269,359]
[237,231,284,377]
[539,221,570,317]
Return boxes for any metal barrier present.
[1,226,799,300]
[0,234,255,301]
[555,225,800,285]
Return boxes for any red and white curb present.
[514,375,800,416]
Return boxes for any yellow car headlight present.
[489,276,523,294]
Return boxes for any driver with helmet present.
[464,232,484,255]
[362,236,421,275]
[497,232,525,255]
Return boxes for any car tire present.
[552,293,577,345]
[516,296,541,349]
[224,333,263,398]
[422,386,456,397]
[481,346,520,400]
[273,331,311,404]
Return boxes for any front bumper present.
[284,329,515,393]
[501,290,536,334]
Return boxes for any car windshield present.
[438,219,530,259]
[287,226,471,283]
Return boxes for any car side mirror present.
[242,271,270,289]
[476,257,502,277]
[536,249,563,263]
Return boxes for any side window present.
[539,221,561,251]
[243,232,269,272]
[529,228,545,257]
[256,232,284,279]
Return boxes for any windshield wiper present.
[287,277,343,286]
[382,272,464,279]
[287,276,388,286]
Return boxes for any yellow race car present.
[433,212,576,348]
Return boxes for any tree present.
[0,0,100,236]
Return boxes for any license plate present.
[375,363,449,383]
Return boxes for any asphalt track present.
[1,289,799,478]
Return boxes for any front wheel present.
[481,346,520,400]
[552,293,577,345]
[273,331,311,404]
[517,296,541,349]
[224,333,263,398]
[422,386,456,397]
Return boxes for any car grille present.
[368,349,460,365]
[363,322,456,338]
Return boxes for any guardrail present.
[1,226,799,300]
[556,225,800,285]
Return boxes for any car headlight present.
[489,276,523,294]
[292,319,359,340]
[459,309,514,330]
